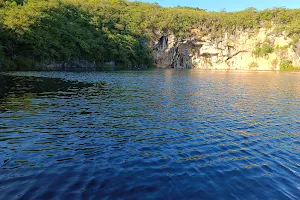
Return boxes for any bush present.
[14,56,38,71]
[279,60,299,70]
[0,44,3,66]
[271,59,278,69]
[2,57,17,71]
[102,63,115,71]
[248,62,258,69]
[252,43,274,57]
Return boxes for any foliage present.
[279,60,299,70]
[248,62,258,69]
[0,44,3,62]
[0,0,153,70]
[271,59,278,69]
[252,41,275,57]
[0,0,300,70]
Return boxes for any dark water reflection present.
[0,70,299,199]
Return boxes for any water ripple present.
[0,70,299,199]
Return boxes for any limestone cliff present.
[152,28,300,70]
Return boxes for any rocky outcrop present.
[152,28,300,70]
[152,35,194,68]
[43,60,97,71]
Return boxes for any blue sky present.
[135,0,299,12]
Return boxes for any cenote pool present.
[0,70,299,199]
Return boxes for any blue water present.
[0,70,299,199]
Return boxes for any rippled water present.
[0,70,299,199]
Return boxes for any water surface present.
[0,70,299,199]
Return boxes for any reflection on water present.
[0,70,299,199]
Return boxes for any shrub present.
[271,59,278,69]
[0,44,3,68]
[14,56,38,71]
[279,60,299,70]
[252,43,274,57]
[2,57,17,71]
[203,57,213,67]
[248,62,258,69]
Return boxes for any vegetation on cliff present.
[0,0,300,70]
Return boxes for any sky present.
[136,0,299,12]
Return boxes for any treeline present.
[0,0,300,70]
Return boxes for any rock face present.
[152,28,300,70]
[152,35,193,68]
[43,60,97,71]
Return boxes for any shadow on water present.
[0,74,107,112]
